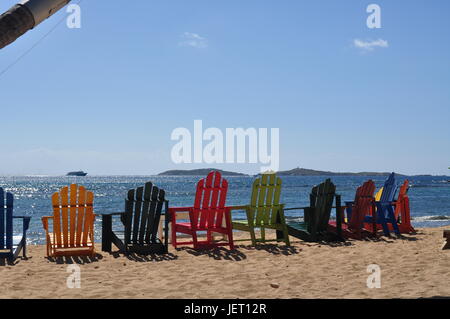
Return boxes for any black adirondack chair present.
[101,182,169,254]
[281,179,342,242]
[444,230,450,250]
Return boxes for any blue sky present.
[0,0,449,175]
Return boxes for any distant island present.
[158,169,248,176]
[276,168,403,177]
[157,167,445,177]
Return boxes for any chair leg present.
[261,227,266,243]
[192,232,199,249]
[388,206,400,235]
[171,226,178,249]
[378,208,390,237]
[46,242,51,257]
[225,214,234,250]
[249,226,257,246]
[229,235,234,250]
[283,225,290,246]
[207,230,213,245]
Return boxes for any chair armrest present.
[42,216,53,232]
[13,215,31,220]
[375,200,395,205]
[168,207,193,213]
[13,215,31,232]
[283,206,309,211]
[227,205,248,212]
[169,207,193,224]
[97,211,125,216]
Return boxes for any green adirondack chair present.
[283,179,342,242]
[230,173,290,246]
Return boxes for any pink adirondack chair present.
[169,171,234,250]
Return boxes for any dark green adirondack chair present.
[101,182,169,254]
[283,179,342,242]
[230,173,290,246]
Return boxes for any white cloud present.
[353,38,389,51]
[179,32,208,49]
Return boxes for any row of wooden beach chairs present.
[0,171,424,261]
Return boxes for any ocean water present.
[1,175,450,245]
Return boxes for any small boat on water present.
[66,171,88,177]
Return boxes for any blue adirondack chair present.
[0,188,31,261]
[364,173,400,236]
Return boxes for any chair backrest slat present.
[137,185,153,244]
[255,174,269,226]
[0,189,14,250]
[82,191,94,246]
[52,191,62,248]
[198,172,214,228]
[139,183,153,243]
[207,172,221,228]
[69,184,78,247]
[265,174,276,225]
[394,180,409,217]
[397,180,409,201]
[215,178,228,228]
[5,192,14,249]
[132,187,144,243]
[75,186,86,247]
[60,187,69,248]
[0,188,5,249]
[124,189,135,244]
[145,186,165,242]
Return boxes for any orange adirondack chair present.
[42,184,96,257]
[392,180,415,233]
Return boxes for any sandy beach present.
[1,227,449,299]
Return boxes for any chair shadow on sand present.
[313,233,420,247]
[178,246,247,261]
[46,253,103,265]
[110,251,178,262]
[0,256,30,266]
[239,243,300,256]
[356,233,420,243]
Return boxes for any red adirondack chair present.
[329,180,376,239]
[392,180,415,233]
[169,171,234,250]
[347,180,377,238]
